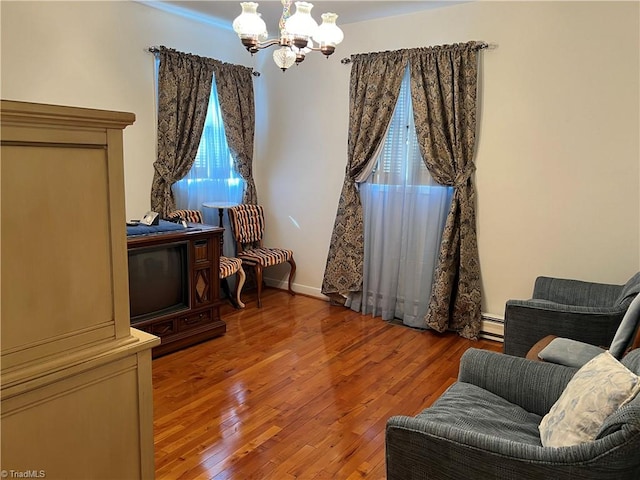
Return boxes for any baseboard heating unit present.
[480,314,504,342]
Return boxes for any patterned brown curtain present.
[410,42,484,339]
[151,47,215,216]
[321,51,407,301]
[212,62,258,205]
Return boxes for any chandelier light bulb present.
[258,25,269,43]
[284,2,319,49]
[313,13,344,50]
[233,3,268,40]
[272,46,297,71]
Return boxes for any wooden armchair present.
[228,204,296,308]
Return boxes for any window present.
[351,67,453,327]
[172,77,245,257]
[173,79,245,210]
[370,68,433,187]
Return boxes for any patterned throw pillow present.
[539,351,640,448]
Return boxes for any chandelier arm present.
[256,38,284,50]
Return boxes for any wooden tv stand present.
[127,225,225,357]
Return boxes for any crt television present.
[127,241,190,323]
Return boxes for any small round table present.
[202,202,239,228]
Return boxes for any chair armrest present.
[503,300,624,357]
[457,349,576,416]
[537,337,605,368]
[386,413,636,480]
[533,276,622,306]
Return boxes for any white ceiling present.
[150,1,464,30]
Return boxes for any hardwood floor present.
[152,289,502,479]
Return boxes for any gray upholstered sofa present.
[503,273,640,358]
[386,348,640,479]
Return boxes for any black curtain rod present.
[340,41,495,65]
[147,46,261,76]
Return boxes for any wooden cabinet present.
[127,225,226,357]
[1,100,159,479]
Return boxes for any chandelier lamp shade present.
[232,1,344,71]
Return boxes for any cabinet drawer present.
[193,239,211,264]
[178,310,211,332]
[140,319,177,337]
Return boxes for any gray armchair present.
[386,348,640,480]
[503,273,640,358]
[529,293,640,367]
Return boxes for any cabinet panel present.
[194,266,212,306]
[1,102,134,372]
[1,146,115,365]
[2,352,150,480]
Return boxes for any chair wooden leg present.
[255,265,264,308]
[235,267,246,309]
[221,277,239,309]
[287,257,296,297]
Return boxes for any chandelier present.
[232,1,344,71]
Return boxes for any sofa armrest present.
[457,349,575,416]
[533,276,622,306]
[503,300,624,357]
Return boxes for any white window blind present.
[371,67,435,187]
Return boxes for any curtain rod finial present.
[481,42,498,50]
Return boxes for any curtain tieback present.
[453,163,476,188]
[153,160,176,183]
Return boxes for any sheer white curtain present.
[173,76,245,256]
[348,67,453,327]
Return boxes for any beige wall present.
[0,0,245,219]
[2,1,638,320]
[257,0,640,316]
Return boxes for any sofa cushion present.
[417,382,543,446]
[539,351,640,447]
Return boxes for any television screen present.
[128,241,189,323]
